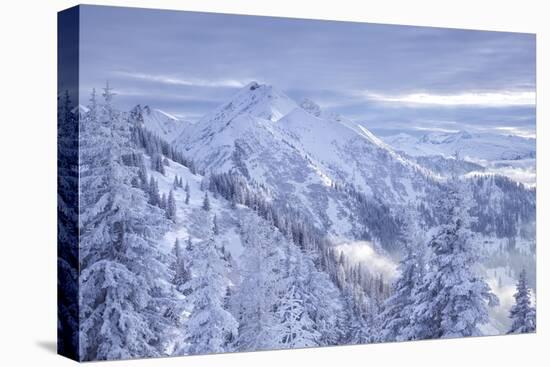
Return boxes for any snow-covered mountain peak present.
[245,81,261,90]
[201,82,298,126]
[176,82,299,148]
[419,130,472,144]
[138,105,190,143]
[143,105,179,122]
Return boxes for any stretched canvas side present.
[57,5,80,362]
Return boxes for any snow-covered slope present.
[142,105,190,143]
[147,155,246,264]
[276,106,438,198]
[382,130,536,161]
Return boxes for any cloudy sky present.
[79,5,536,137]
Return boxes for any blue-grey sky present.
[79,5,536,137]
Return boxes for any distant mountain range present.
[381,130,535,162]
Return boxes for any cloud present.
[412,126,460,133]
[494,126,536,139]
[113,71,248,88]
[335,241,398,279]
[466,160,536,187]
[362,90,535,107]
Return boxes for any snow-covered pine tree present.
[233,214,342,350]
[232,214,286,351]
[213,214,219,235]
[295,247,346,346]
[160,193,167,210]
[162,239,188,329]
[184,181,190,205]
[57,89,79,358]
[181,222,237,355]
[167,190,177,222]
[274,252,320,349]
[88,88,98,121]
[374,220,426,342]
[508,269,536,334]
[79,85,174,360]
[375,249,415,342]
[202,192,210,211]
[148,177,160,207]
[410,181,498,340]
[346,289,371,344]
[173,176,179,190]
[171,239,189,288]
[151,154,165,175]
[178,236,195,296]
[158,156,166,174]
[136,157,148,191]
